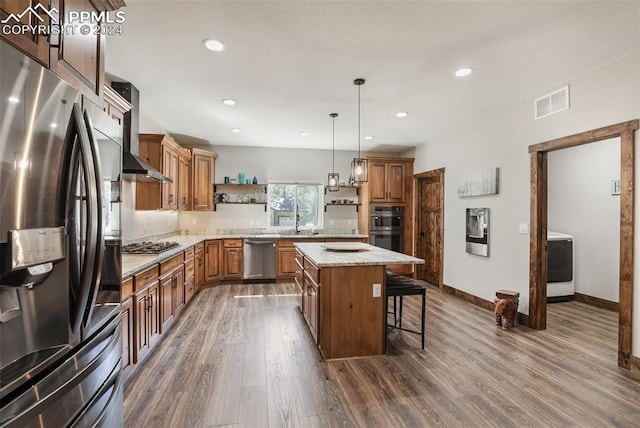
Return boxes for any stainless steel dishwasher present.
[243,238,277,283]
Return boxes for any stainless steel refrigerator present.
[0,40,123,427]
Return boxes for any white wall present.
[413,53,639,337]
[548,138,620,302]
[120,181,180,241]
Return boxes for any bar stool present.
[385,271,426,349]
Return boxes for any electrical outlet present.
[347,219,352,225]
[192,218,197,225]
[249,219,254,226]
[372,283,381,297]
[256,219,261,226]
[329,219,335,225]
[519,223,529,234]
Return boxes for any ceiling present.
[105,1,640,153]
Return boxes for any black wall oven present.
[369,206,405,253]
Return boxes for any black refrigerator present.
[0,40,123,427]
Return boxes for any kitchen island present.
[294,242,424,359]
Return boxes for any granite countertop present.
[121,232,369,279]
[294,242,424,267]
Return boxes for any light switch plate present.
[372,283,381,297]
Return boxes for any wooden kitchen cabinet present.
[0,0,51,66]
[368,160,406,203]
[161,141,179,210]
[137,134,192,211]
[190,148,217,211]
[195,242,205,290]
[294,251,304,309]
[50,0,125,103]
[204,240,222,283]
[222,239,243,280]
[133,265,160,364]
[277,239,299,278]
[120,276,134,377]
[102,85,131,127]
[159,252,185,332]
[184,247,195,303]
[302,256,320,342]
[178,155,190,210]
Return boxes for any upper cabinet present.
[0,0,51,66]
[103,85,131,126]
[137,134,191,211]
[135,134,217,212]
[190,148,217,211]
[368,159,411,203]
[0,0,126,103]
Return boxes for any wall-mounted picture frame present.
[458,167,499,197]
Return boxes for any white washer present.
[547,231,575,301]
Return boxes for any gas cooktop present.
[121,241,181,255]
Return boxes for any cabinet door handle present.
[194,198,198,205]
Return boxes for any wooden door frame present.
[529,119,639,369]
[414,168,445,289]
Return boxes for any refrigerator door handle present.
[79,109,105,330]
[66,103,100,334]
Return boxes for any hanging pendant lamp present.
[351,78,368,184]
[327,113,340,191]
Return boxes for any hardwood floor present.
[123,283,640,427]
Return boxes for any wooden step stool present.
[494,289,519,330]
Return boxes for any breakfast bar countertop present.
[294,242,424,267]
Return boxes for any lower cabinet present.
[222,239,243,280]
[120,277,134,377]
[134,275,161,364]
[195,242,205,291]
[205,240,222,282]
[159,252,185,332]
[125,248,199,382]
[184,247,195,302]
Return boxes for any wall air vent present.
[535,85,569,120]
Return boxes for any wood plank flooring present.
[123,283,640,427]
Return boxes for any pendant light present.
[351,78,368,183]
[327,113,340,191]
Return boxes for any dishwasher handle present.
[244,240,276,246]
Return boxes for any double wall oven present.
[369,206,405,253]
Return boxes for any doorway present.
[414,168,445,288]
[529,119,638,369]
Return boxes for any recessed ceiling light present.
[50,123,58,128]
[8,96,19,104]
[455,67,474,77]
[231,128,242,133]
[203,38,225,51]
[300,132,310,136]
[364,136,374,140]
[222,99,236,106]
[396,112,408,118]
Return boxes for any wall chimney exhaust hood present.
[110,81,172,183]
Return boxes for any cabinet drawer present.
[122,277,133,300]
[184,246,194,260]
[278,239,295,248]
[134,265,159,291]
[223,239,243,248]
[303,258,319,283]
[160,252,185,276]
[195,242,204,255]
[184,258,195,282]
